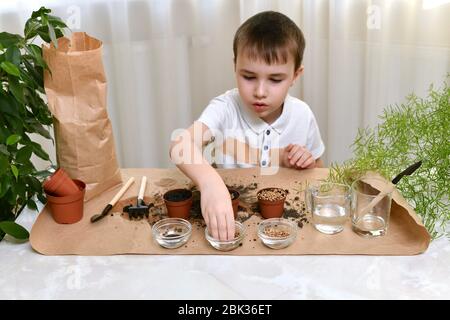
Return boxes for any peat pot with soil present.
[163,189,193,219]
[257,188,288,219]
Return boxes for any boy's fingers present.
[286,144,294,158]
[288,145,301,159]
[290,149,304,166]
[226,209,235,241]
[295,152,309,167]
[217,213,228,241]
[296,153,313,168]
[209,216,219,240]
[305,157,316,168]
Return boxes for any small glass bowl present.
[257,218,297,249]
[205,221,246,251]
[152,218,192,249]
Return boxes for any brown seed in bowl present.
[263,227,290,238]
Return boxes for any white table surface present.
[1,203,449,300]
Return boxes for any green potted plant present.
[0,7,67,241]
[327,76,449,239]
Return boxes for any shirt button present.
[266,130,270,135]
[264,145,269,151]
[261,160,267,166]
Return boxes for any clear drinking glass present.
[306,181,351,234]
[351,177,392,237]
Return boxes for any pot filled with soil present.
[163,188,193,219]
[257,187,288,219]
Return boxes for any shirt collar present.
[238,93,291,135]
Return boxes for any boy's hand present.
[199,178,235,241]
[282,144,316,169]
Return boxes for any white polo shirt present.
[198,88,325,169]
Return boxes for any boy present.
[169,11,325,241]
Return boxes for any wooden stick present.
[109,177,135,206]
[138,176,147,200]
[358,183,395,216]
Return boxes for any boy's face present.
[235,51,303,124]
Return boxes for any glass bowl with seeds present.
[205,221,246,251]
[152,218,192,249]
[257,218,297,249]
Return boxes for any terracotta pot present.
[45,179,86,224]
[43,168,80,196]
[257,187,287,219]
[163,189,193,219]
[229,189,240,219]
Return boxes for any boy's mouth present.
[252,102,269,113]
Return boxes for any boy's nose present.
[254,82,267,99]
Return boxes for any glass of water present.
[351,177,392,237]
[306,181,351,234]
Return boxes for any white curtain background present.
[1,0,449,170]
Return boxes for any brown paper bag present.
[43,32,122,200]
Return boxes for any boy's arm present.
[169,121,235,241]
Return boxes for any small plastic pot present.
[257,187,288,219]
[229,189,240,219]
[43,168,80,196]
[45,179,86,224]
[163,189,193,219]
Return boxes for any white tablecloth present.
[1,203,449,300]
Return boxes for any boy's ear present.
[291,65,304,86]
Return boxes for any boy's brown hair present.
[233,11,305,71]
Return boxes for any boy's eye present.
[243,75,255,80]
[270,79,282,83]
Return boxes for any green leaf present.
[0,92,20,118]
[37,194,47,204]
[27,176,42,192]
[24,44,47,68]
[7,75,25,104]
[37,27,51,43]
[6,134,21,145]
[0,174,11,197]
[30,142,50,161]
[31,7,51,19]
[48,15,68,29]
[26,121,52,139]
[10,164,19,179]
[16,146,33,162]
[22,59,43,88]
[27,199,38,211]
[0,145,9,156]
[24,19,39,40]
[1,61,20,76]
[47,22,57,49]
[0,32,23,47]
[0,221,29,240]
[0,155,9,175]
[17,162,34,176]
[5,46,21,65]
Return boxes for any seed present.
[263,227,290,238]
[257,188,287,201]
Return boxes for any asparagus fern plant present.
[328,76,450,239]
